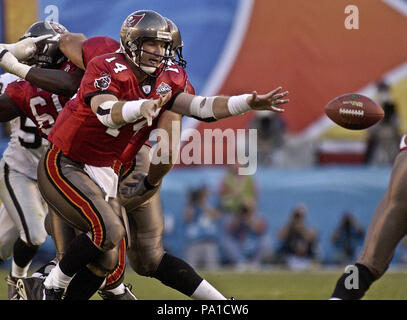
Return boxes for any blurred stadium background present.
[1,0,407,299]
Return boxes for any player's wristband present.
[227,94,252,116]
[122,99,148,123]
[12,62,31,79]
[190,96,217,120]
[96,100,121,129]
[0,50,31,79]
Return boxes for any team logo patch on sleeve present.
[94,75,111,91]
[156,82,172,96]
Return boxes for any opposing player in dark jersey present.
[330,135,407,299]
[6,10,288,300]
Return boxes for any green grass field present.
[1,267,407,300]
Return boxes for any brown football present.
[325,93,384,130]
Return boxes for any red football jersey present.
[48,53,192,167]
[82,36,119,68]
[5,61,77,138]
[119,61,195,166]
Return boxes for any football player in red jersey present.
[55,30,231,300]
[8,10,288,300]
[30,28,231,300]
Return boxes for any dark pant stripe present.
[43,145,106,247]
[3,163,32,244]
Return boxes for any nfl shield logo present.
[142,85,151,95]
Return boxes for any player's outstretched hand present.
[0,35,53,61]
[140,92,172,126]
[248,87,289,113]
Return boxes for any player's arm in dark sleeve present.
[25,67,84,97]
[0,93,23,121]
[59,32,87,70]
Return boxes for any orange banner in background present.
[3,0,37,42]
[195,0,407,136]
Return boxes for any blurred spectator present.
[253,111,286,166]
[331,211,364,264]
[184,186,221,269]
[219,203,271,270]
[218,164,257,215]
[276,204,318,270]
[365,81,401,165]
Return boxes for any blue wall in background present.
[38,0,238,94]
[160,165,400,265]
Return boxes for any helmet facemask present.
[165,17,187,69]
[123,37,173,77]
[175,46,187,69]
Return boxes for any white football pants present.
[0,158,48,259]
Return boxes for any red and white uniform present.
[0,73,45,180]
[5,61,77,139]
[0,72,50,257]
[48,52,192,167]
[120,60,195,166]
